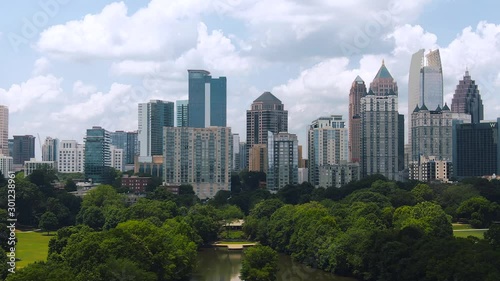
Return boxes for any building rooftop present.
[253,92,282,104]
[374,60,393,79]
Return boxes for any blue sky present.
[1,0,500,158]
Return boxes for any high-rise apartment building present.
[176,100,189,127]
[13,135,35,165]
[238,142,247,171]
[58,140,84,173]
[409,156,452,183]
[267,132,298,190]
[360,62,400,180]
[410,103,469,162]
[187,70,227,128]
[408,49,444,153]
[110,131,138,166]
[42,137,59,162]
[0,105,8,156]
[246,92,288,166]
[451,70,484,124]
[318,163,360,188]
[348,76,367,163]
[84,127,111,183]
[163,126,232,199]
[308,115,349,187]
[138,100,174,157]
[452,119,500,178]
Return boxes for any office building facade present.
[308,115,349,187]
[188,70,227,128]
[138,100,174,157]
[267,132,298,190]
[84,127,111,183]
[452,119,500,178]
[13,135,35,165]
[163,126,232,199]
[246,92,288,165]
[24,158,56,176]
[451,70,484,124]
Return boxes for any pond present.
[190,247,358,281]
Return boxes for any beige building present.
[409,156,452,183]
[163,127,232,199]
[249,144,268,173]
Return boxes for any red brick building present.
[122,175,151,193]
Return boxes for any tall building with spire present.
[408,49,444,157]
[369,60,399,96]
[360,61,401,180]
[246,92,288,166]
[348,76,367,163]
[451,69,484,124]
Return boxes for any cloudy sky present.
[1,0,500,158]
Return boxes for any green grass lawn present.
[452,224,487,239]
[15,231,53,268]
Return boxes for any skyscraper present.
[348,76,367,163]
[187,70,227,128]
[110,130,137,166]
[13,135,35,165]
[0,105,8,156]
[163,126,232,199]
[369,60,399,96]
[308,115,349,187]
[452,119,500,178]
[246,92,288,165]
[361,61,400,180]
[267,132,298,190]
[84,126,111,183]
[232,134,240,171]
[408,49,444,153]
[42,137,59,162]
[176,100,189,127]
[138,100,174,157]
[451,69,484,124]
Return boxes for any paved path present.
[213,242,257,250]
[453,229,488,232]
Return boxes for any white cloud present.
[32,57,51,76]
[0,75,63,113]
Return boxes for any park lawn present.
[15,231,53,269]
[452,224,473,230]
[453,229,487,239]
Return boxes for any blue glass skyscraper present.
[187,70,227,128]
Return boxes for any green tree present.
[411,183,434,203]
[185,204,221,244]
[485,224,500,249]
[5,261,75,281]
[393,202,452,238]
[39,211,59,235]
[81,185,125,209]
[456,196,499,228]
[64,179,77,192]
[240,245,278,281]
[81,206,105,230]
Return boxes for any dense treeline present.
[243,177,500,281]
[1,169,500,280]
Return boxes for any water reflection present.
[191,248,357,281]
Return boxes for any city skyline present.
[1,1,500,159]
